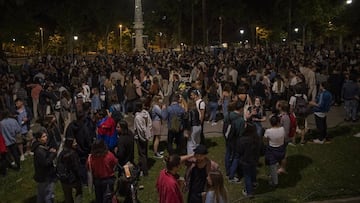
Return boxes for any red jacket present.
[156,169,183,203]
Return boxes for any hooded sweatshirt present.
[134,110,152,142]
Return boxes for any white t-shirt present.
[264,127,285,147]
[196,99,206,121]
[289,94,308,108]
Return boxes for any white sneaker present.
[313,139,324,144]
[353,133,360,138]
[20,155,25,161]
[211,122,217,126]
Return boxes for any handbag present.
[87,155,94,193]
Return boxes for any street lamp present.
[294,28,299,33]
[73,36,78,41]
[219,16,223,44]
[346,0,352,5]
[40,27,44,55]
[239,29,244,45]
[119,24,123,52]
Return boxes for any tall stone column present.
[133,0,146,52]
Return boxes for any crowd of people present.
[0,44,359,202]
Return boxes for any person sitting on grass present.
[264,115,285,187]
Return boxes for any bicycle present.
[115,162,141,203]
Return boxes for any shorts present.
[15,131,33,144]
[296,117,306,130]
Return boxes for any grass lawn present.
[1,124,360,203]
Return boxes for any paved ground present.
[125,104,359,140]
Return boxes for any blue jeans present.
[222,99,229,118]
[314,114,327,141]
[37,181,55,203]
[242,163,257,195]
[208,101,218,122]
[344,99,358,120]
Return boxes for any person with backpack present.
[162,94,186,155]
[57,137,82,203]
[189,89,206,144]
[134,101,152,176]
[289,84,310,145]
[309,82,333,144]
[185,100,201,155]
[223,101,245,183]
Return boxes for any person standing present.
[264,116,285,187]
[342,74,359,122]
[238,123,260,197]
[156,154,183,203]
[134,101,152,176]
[31,129,57,203]
[114,120,134,166]
[150,96,164,158]
[185,145,218,203]
[161,94,186,155]
[185,100,201,155]
[309,82,333,144]
[0,110,21,171]
[203,170,228,203]
[87,140,118,203]
[15,98,33,161]
[57,137,83,203]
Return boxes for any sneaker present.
[20,155,25,161]
[211,122,217,126]
[154,153,163,159]
[242,189,247,196]
[228,177,241,184]
[24,151,34,156]
[242,189,253,197]
[158,151,164,155]
[353,133,360,138]
[313,139,324,144]
[288,142,296,147]
[277,168,287,174]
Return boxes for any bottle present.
[124,164,131,178]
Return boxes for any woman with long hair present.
[115,120,135,166]
[204,170,228,203]
[151,96,164,158]
[87,139,118,203]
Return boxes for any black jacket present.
[57,146,82,184]
[31,141,57,183]
[116,132,134,166]
[237,133,260,166]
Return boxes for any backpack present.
[170,112,181,133]
[110,104,123,123]
[56,151,76,184]
[224,113,243,141]
[288,113,297,138]
[294,95,311,117]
